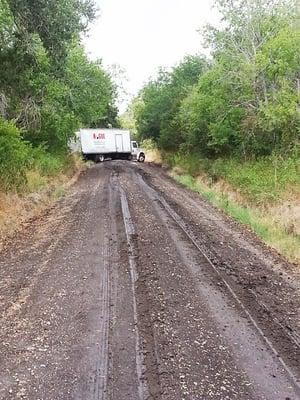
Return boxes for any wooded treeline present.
[133,0,299,159]
[0,0,117,190]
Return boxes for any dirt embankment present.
[0,160,84,252]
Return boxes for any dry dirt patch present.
[0,165,84,252]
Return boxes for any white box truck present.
[79,129,145,162]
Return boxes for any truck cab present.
[131,141,145,162]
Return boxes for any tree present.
[6,0,96,62]
[201,0,300,156]
[134,0,299,159]
[0,0,118,151]
[134,55,208,150]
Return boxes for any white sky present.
[84,0,220,112]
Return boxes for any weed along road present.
[0,161,300,400]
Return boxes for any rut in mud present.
[0,161,299,400]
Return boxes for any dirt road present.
[0,161,299,399]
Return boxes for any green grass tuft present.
[167,153,300,205]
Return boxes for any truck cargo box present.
[80,129,132,161]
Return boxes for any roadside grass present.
[0,118,85,246]
[141,139,162,164]
[25,151,84,191]
[0,151,85,249]
[167,153,300,265]
[52,185,65,199]
[26,170,48,192]
[166,153,300,204]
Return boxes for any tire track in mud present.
[1,162,299,399]
[133,167,300,396]
[107,173,142,400]
[147,164,300,362]
[117,173,161,398]
[0,174,103,325]
[0,167,114,399]
[151,169,300,369]
[141,165,300,336]
[119,185,150,400]
[90,236,110,400]
[107,168,161,400]
[120,166,255,399]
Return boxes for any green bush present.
[31,146,65,177]
[140,138,157,151]
[166,152,300,205]
[211,157,300,204]
[0,119,75,193]
[0,119,32,191]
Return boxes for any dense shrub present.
[0,0,118,192]
[167,152,300,204]
[133,0,299,160]
[31,147,65,177]
[0,119,31,191]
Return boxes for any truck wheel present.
[128,154,133,161]
[138,153,145,163]
[99,155,105,162]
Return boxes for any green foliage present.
[66,46,118,128]
[134,55,208,149]
[135,69,171,142]
[140,139,157,151]
[31,147,65,177]
[212,157,300,203]
[5,0,95,63]
[167,152,300,204]
[0,119,31,191]
[0,0,118,191]
[133,0,299,159]
[119,97,143,138]
[20,43,118,150]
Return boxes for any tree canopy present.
[133,0,299,159]
[0,0,117,151]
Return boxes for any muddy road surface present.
[0,161,299,400]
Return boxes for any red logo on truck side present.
[93,133,105,140]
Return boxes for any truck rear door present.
[115,134,124,152]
